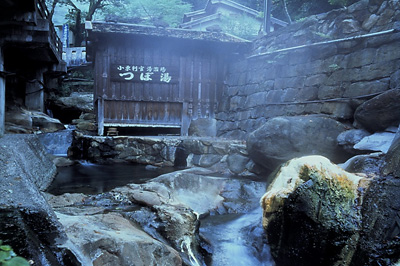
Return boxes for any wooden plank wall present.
[94,37,225,136]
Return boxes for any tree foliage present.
[46,0,120,46]
[220,14,262,40]
[270,0,359,22]
[104,0,192,27]
[181,0,208,10]
[46,0,361,46]
[0,240,30,266]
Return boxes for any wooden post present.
[0,47,5,137]
[264,0,272,33]
[25,69,45,111]
[181,102,189,136]
[97,97,105,136]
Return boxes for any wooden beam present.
[0,47,5,137]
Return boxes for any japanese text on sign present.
[112,64,176,83]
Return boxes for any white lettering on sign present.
[115,65,173,83]
[119,72,134,80]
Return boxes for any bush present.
[0,241,30,266]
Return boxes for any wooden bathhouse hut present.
[85,21,249,136]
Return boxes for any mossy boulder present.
[261,155,369,266]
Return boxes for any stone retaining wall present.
[70,133,261,176]
[217,0,400,139]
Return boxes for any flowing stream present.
[38,126,74,156]
[41,130,274,265]
[200,208,275,266]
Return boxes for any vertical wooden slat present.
[197,53,202,118]
[179,55,189,135]
[205,55,212,118]
[98,98,104,136]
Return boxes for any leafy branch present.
[0,240,30,266]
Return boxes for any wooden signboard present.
[110,64,179,84]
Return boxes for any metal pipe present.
[248,28,398,59]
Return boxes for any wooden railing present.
[36,0,63,62]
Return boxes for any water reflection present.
[46,163,177,195]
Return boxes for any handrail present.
[248,28,398,59]
[36,0,63,59]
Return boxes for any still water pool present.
[46,162,177,195]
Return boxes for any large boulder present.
[0,135,78,265]
[350,176,400,266]
[337,129,371,154]
[340,152,384,176]
[31,111,66,133]
[353,131,396,153]
[5,108,33,133]
[247,115,350,171]
[354,89,400,132]
[382,125,400,177]
[55,212,182,266]
[260,156,369,266]
[49,92,94,123]
[56,92,93,113]
[5,108,65,133]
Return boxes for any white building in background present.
[180,0,287,39]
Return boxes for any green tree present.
[271,0,358,22]
[182,0,207,10]
[46,0,120,46]
[104,0,192,28]
[220,13,262,39]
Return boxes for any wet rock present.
[49,92,93,123]
[190,154,223,168]
[247,115,351,171]
[362,14,379,30]
[354,89,400,132]
[340,152,384,176]
[227,153,250,174]
[390,69,400,89]
[382,125,400,177]
[261,155,369,266]
[75,120,96,132]
[56,212,182,266]
[351,176,400,265]
[55,92,93,113]
[340,19,361,34]
[31,111,66,133]
[354,131,396,153]
[151,168,266,215]
[72,112,97,133]
[188,118,217,137]
[337,129,371,154]
[5,108,33,132]
[112,168,265,264]
[5,108,65,133]
[52,156,76,167]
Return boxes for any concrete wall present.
[217,0,400,139]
